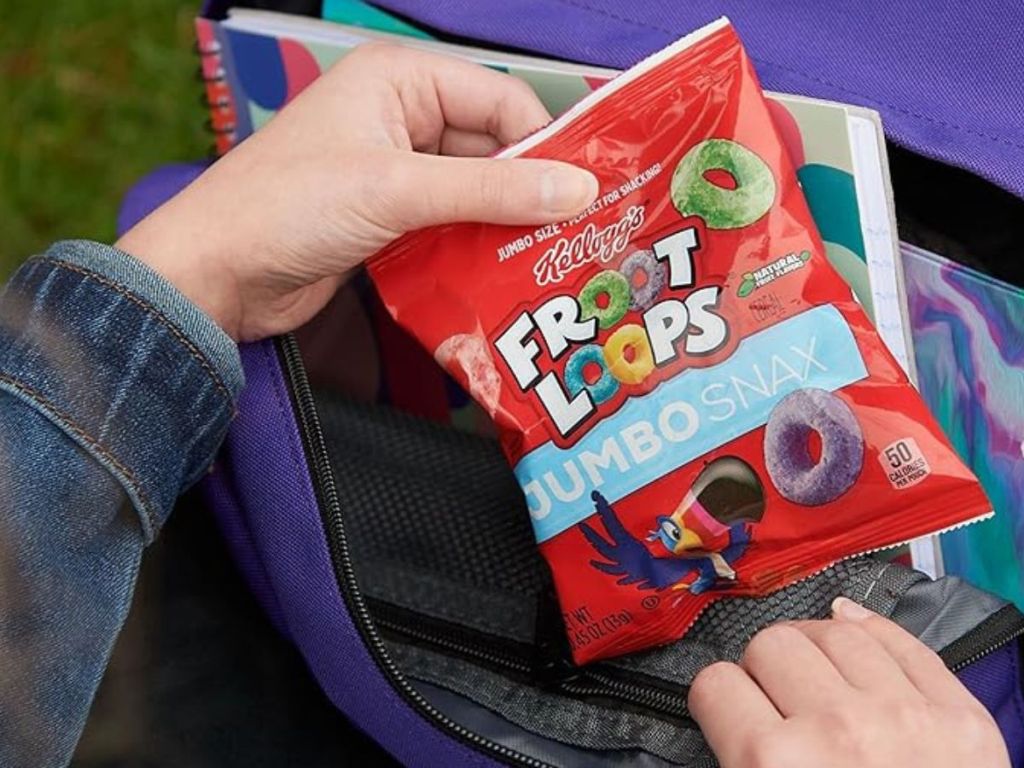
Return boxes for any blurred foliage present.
[0,0,207,279]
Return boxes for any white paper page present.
[848,113,942,578]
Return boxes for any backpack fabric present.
[117,3,1024,765]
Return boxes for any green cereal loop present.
[579,270,631,329]
[671,139,776,230]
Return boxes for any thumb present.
[383,152,599,230]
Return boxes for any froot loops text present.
[494,220,728,437]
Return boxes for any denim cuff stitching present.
[36,255,234,407]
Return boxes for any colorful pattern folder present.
[904,243,1024,607]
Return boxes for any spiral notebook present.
[196,7,932,573]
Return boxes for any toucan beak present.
[675,526,704,553]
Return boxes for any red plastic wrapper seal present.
[368,19,992,663]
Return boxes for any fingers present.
[689,661,783,768]
[349,44,552,150]
[422,53,552,144]
[832,597,974,705]
[439,127,502,157]
[787,619,915,696]
[381,152,598,228]
[739,624,849,716]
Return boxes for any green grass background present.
[1,0,207,280]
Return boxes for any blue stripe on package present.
[516,304,868,543]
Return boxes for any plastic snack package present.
[368,18,992,663]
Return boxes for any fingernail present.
[540,165,599,216]
[832,596,873,621]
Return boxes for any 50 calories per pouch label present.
[369,18,992,663]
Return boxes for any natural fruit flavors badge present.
[369,19,991,664]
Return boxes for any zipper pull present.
[533,589,582,688]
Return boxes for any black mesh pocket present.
[317,392,549,602]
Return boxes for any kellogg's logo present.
[533,206,646,287]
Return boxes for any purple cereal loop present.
[764,388,864,506]
[619,249,668,311]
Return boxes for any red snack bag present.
[368,19,991,663]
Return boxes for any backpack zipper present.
[278,334,548,768]
[368,597,694,724]
[558,671,691,722]
[368,598,534,677]
[940,604,1024,674]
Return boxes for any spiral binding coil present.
[195,26,237,156]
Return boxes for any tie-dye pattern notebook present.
[904,243,1024,606]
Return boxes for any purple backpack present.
[120,3,1024,765]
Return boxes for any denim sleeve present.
[0,240,244,767]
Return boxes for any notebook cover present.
[904,243,1024,607]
